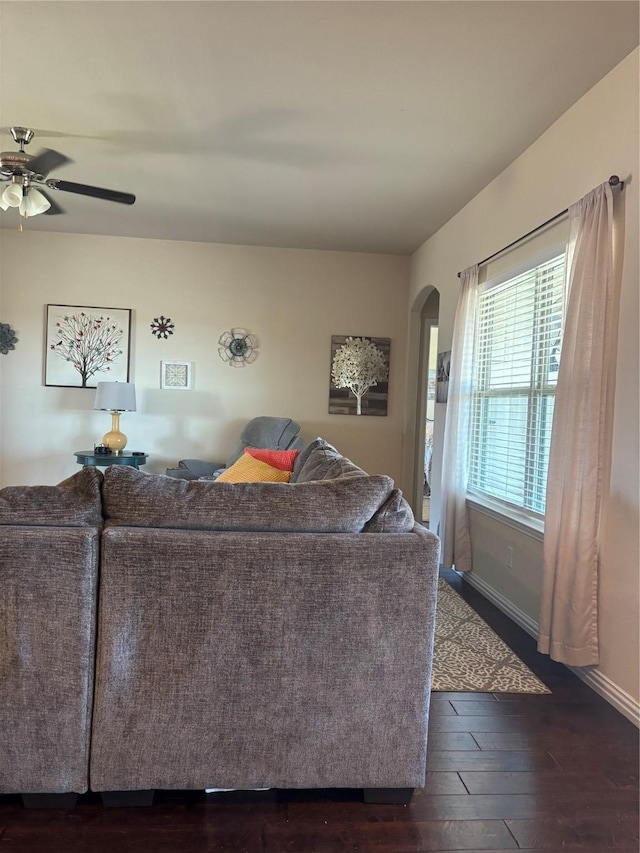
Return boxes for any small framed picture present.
[161,360,193,390]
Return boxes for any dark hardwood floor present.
[1,570,637,852]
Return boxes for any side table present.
[74,451,148,470]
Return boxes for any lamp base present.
[103,412,128,452]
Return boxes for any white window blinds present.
[468,252,566,515]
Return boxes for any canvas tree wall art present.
[45,304,131,388]
[329,335,390,416]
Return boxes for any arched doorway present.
[417,289,439,526]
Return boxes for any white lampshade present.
[94,381,136,412]
[2,181,23,208]
[19,187,51,218]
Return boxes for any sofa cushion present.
[216,453,292,483]
[363,489,415,533]
[102,465,394,533]
[291,438,366,483]
[0,467,103,527]
[245,447,299,471]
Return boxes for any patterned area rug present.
[432,579,550,693]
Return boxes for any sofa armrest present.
[0,526,99,794]
[165,459,225,480]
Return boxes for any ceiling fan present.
[0,126,135,222]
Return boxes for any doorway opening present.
[423,324,438,523]
[418,290,439,526]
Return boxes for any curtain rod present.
[457,175,624,278]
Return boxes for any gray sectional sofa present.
[0,438,440,807]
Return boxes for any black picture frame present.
[44,303,132,388]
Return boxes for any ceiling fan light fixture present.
[1,128,135,217]
[2,178,23,208]
[19,187,51,218]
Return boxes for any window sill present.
[466,495,544,541]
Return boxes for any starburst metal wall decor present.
[218,328,259,368]
[150,315,175,339]
[0,323,17,354]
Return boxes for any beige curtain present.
[440,265,478,572]
[538,182,614,666]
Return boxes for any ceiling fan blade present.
[39,189,65,215]
[46,179,135,205]
[1,126,98,140]
[28,148,72,178]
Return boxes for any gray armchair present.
[166,416,303,480]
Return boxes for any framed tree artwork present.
[44,304,132,388]
[329,335,390,416]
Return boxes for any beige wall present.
[0,232,409,486]
[406,49,639,709]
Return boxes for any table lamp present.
[94,381,136,452]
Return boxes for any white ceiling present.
[0,1,638,254]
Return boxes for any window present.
[468,251,566,516]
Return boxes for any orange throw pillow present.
[244,447,299,472]
[216,454,291,483]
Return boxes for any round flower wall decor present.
[218,328,259,368]
[150,316,175,339]
[0,323,18,354]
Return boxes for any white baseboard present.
[462,571,539,639]
[462,571,640,728]
[570,668,640,728]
